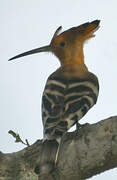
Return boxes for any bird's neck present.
[60,46,85,67]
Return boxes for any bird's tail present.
[34,139,59,175]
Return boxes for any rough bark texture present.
[0,116,117,180]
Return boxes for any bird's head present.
[9,20,100,66]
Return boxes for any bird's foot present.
[76,122,90,131]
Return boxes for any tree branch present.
[0,116,117,180]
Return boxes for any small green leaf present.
[8,130,30,147]
[8,130,17,138]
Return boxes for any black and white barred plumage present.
[34,66,99,175]
[42,68,99,141]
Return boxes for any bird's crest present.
[9,20,100,64]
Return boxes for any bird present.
[9,20,100,175]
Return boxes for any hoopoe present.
[9,20,100,175]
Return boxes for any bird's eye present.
[59,41,65,47]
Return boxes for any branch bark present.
[0,116,117,180]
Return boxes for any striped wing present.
[42,77,66,139]
[42,76,99,140]
[64,78,99,129]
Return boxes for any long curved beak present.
[8,45,51,61]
